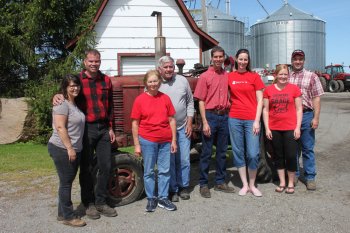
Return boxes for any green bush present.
[24,79,59,143]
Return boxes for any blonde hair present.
[143,70,161,86]
[273,64,289,84]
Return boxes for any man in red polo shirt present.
[194,46,235,198]
[54,49,117,219]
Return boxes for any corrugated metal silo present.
[250,3,326,71]
[192,5,244,57]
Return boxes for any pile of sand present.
[0,98,28,144]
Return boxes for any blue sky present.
[188,0,350,72]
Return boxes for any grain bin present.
[250,3,325,71]
[192,5,244,57]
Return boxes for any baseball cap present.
[292,49,305,58]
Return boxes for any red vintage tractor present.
[103,62,274,207]
[317,64,350,92]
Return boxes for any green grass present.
[0,143,135,198]
[0,142,54,173]
[0,143,56,198]
[118,146,134,154]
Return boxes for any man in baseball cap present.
[291,49,305,58]
[288,49,324,191]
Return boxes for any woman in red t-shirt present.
[228,49,265,197]
[131,70,177,212]
[263,64,302,194]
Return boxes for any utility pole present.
[201,0,210,65]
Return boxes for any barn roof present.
[66,0,218,51]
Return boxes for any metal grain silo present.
[192,5,244,57]
[250,3,326,71]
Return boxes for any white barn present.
[68,0,217,76]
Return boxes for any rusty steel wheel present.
[107,152,144,207]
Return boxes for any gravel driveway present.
[1,93,350,233]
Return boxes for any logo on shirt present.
[271,94,289,115]
[232,81,248,85]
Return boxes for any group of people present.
[48,46,323,226]
[194,47,323,198]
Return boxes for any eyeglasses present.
[69,85,80,89]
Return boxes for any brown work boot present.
[62,218,86,227]
[96,204,118,217]
[214,183,235,193]
[200,186,211,198]
[86,203,101,220]
[306,180,316,191]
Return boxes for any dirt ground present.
[0,93,350,233]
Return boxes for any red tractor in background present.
[316,64,350,92]
[103,61,274,207]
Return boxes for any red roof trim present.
[66,0,218,51]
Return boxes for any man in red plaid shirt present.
[289,49,324,191]
[54,49,117,219]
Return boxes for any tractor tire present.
[108,152,144,206]
[337,80,345,92]
[319,76,327,92]
[93,152,144,207]
[329,80,339,93]
[257,130,277,183]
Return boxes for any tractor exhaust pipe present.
[151,11,166,66]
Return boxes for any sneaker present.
[179,188,190,200]
[306,180,316,191]
[157,198,177,211]
[199,186,211,198]
[214,183,235,193]
[96,204,118,217]
[62,218,86,227]
[169,192,179,202]
[85,203,101,220]
[145,198,158,212]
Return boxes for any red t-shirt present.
[131,92,176,143]
[263,83,302,130]
[228,71,265,120]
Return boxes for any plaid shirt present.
[77,70,114,128]
[289,68,324,110]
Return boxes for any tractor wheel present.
[319,76,327,92]
[108,152,144,206]
[337,80,345,92]
[329,80,339,93]
[257,129,277,183]
[92,152,144,207]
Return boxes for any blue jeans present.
[296,111,316,181]
[199,112,228,187]
[48,143,80,220]
[170,127,191,193]
[139,136,171,199]
[80,122,112,205]
[228,118,260,170]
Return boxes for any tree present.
[0,0,101,96]
[0,0,102,142]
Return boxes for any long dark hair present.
[60,74,81,99]
[234,48,251,72]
